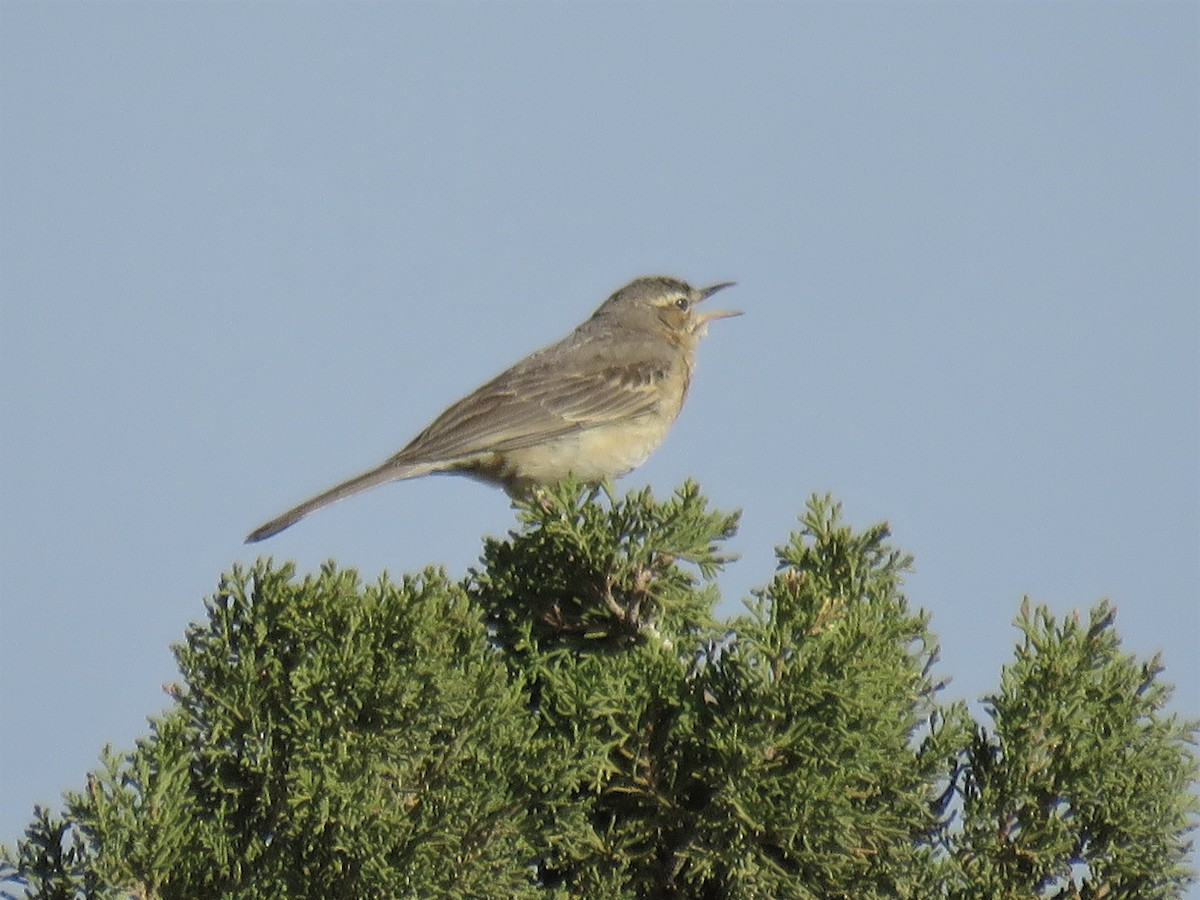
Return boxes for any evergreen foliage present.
[2,482,1196,898]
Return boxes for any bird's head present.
[593,276,741,340]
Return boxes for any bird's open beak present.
[696,281,742,323]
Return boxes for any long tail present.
[245,460,422,543]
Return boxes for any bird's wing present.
[389,340,674,465]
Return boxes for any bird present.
[245,275,739,543]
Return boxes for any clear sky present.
[2,0,1197,870]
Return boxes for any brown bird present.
[245,276,739,542]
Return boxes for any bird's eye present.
[674,297,690,311]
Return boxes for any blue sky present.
[2,0,1197,869]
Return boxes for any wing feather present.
[388,338,676,465]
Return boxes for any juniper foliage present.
[2,482,1195,899]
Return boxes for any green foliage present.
[4,563,548,899]
[478,478,738,651]
[954,600,1199,899]
[671,497,972,899]
[2,483,1196,899]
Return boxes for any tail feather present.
[245,461,422,543]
